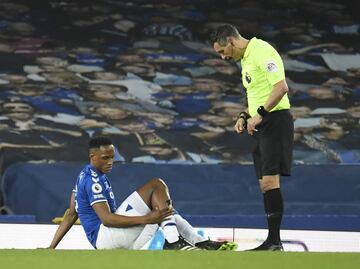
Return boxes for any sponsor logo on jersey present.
[109,191,115,199]
[93,194,105,199]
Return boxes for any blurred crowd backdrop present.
[0,0,359,172]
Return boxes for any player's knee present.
[150,178,167,189]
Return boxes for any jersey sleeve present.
[84,178,107,206]
[257,45,285,86]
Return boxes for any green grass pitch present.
[0,250,359,269]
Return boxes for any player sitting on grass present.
[47,136,237,251]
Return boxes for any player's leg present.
[136,178,179,243]
[174,213,237,250]
[96,191,156,249]
[96,223,145,249]
[173,213,203,245]
[132,224,159,250]
[136,178,198,250]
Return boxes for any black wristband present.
[237,111,250,128]
[237,111,250,121]
[257,106,269,117]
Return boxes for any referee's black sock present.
[264,188,283,244]
[263,193,269,214]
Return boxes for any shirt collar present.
[88,164,104,176]
[243,37,257,61]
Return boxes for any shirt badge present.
[266,60,278,72]
[92,183,103,194]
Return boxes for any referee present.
[210,24,294,251]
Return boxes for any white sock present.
[132,224,159,250]
[174,214,204,245]
[161,216,179,243]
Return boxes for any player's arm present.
[92,202,173,228]
[48,192,78,249]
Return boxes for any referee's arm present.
[246,80,289,135]
[263,79,289,112]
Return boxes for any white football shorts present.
[95,191,159,249]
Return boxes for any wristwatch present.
[257,106,269,117]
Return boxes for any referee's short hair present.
[209,24,241,46]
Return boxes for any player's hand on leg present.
[146,207,174,224]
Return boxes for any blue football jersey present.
[73,164,117,248]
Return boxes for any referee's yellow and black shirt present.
[241,37,290,117]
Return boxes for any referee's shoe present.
[248,240,283,251]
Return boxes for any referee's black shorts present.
[252,109,293,179]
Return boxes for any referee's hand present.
[234,118,246,134]
[247,114,262,135]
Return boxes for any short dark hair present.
[209,24,241,46]
[88,136,113,150]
